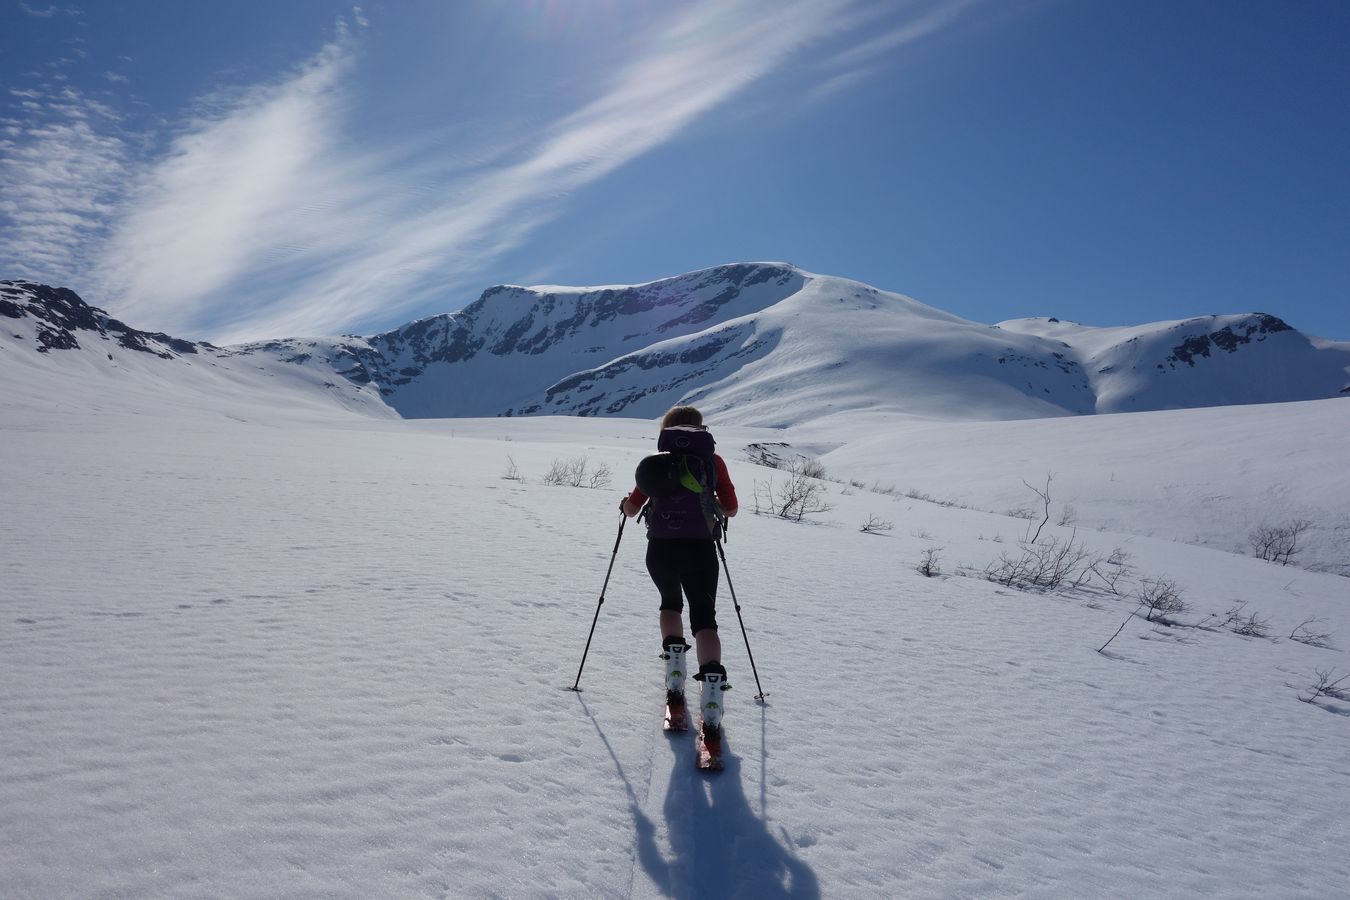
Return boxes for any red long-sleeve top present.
[626,454,738,516]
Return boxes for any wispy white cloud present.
[19,3,54,16]
[210,0,864,341]
[807,0,988,104]
[94,36,365,335]
[838,0,985,70]
[0,84,127,285]
[5,0,986,343]
[19,3,82,18]
[86,1,870,342]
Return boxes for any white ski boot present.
[695,662,730,735]
[662,635,691,695]
[662,636,692,731]
[695,662,730,770]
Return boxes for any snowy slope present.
[7,267,1349,427]
[509,270,1096,424]
[0,280,394,422]
[802,397,1350,577]
[999,313,1350,413]
[7,270,1349,569]
[329,264,1350,423]
[3,394,1349,899]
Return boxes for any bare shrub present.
[1215,601,1272,639]
[587,461,612,490]
[905,488,968,509]
[984,549,1034,588]
[1233,613,1272,639]
[542,456,609,489]
[798,458,828,481]
[1299,669,1350,704]
[1249,519,1312,565]
[860,514,894,534]
[541,458,572,485]
[1022,473,1054,542]
[1058,504,1078,527]
[983,533,1094,592]
[1136,577,1187,623]
[1098,598,1147,654]
[753,460,833,522]
[502,455,525,482]
[1089,548,1133,595]
[1101,575,1194,651]
[917,546,943,578]
[1290,618,1336,650]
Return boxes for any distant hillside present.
[4,265,1347,425]
[998,314,1350,413]
[0,280,391,420]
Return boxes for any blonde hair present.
[660,405,703,430]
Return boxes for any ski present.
[696,729,725,772]
[664,697,690,732]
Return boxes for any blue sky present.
[2,0,1347,344]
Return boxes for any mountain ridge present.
[4,264,1347,424]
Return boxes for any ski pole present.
[568,513,627,693]
[716,539,767,703]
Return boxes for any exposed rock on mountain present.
[2,281,206,358]
[4,265,1347,424]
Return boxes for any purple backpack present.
[637,427,723,540]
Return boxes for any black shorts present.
[645,538,719,634]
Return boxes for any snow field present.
[3,407,1348,898]
[809,398,1350,577]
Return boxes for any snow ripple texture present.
[3,405,1349,898]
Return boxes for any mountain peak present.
[4,266,1348,424]
[1,280,205,358]
[512,261,804,296]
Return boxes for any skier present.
[621,405,739,761]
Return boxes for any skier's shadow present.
[578,695,818,899]
[647,717,820,900]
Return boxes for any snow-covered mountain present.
[998,312,1350,413]
[0,280,393,421]
[4,264,1348,425]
